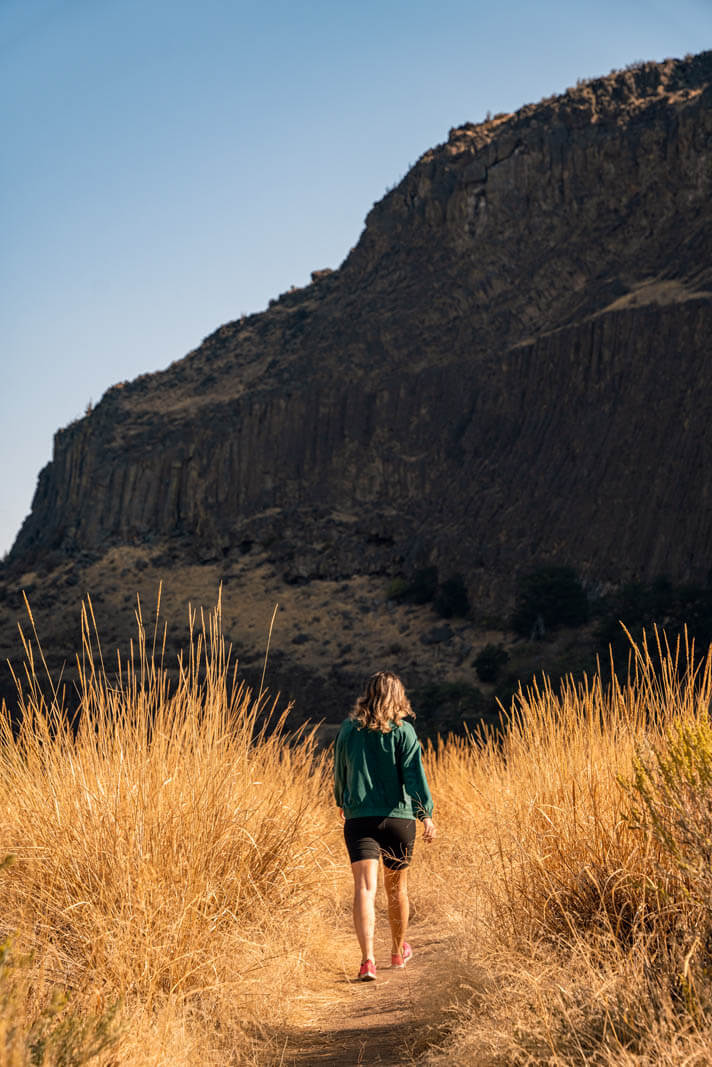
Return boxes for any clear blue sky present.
[2,0,710,557]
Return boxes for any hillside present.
[2,52,712,722]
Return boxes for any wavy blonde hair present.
[350,671,414,732]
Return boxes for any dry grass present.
[3,597,712,1065]
[0,592,342,1065]
[419,631,712,1064]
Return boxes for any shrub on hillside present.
[473,643,509,683]
[386,577,409,601]
[408,566,439,604]
[386,567,439,605]
[413,680,488,734]
[596,576,712,662]
[387,570,471,617]
[511,565,589,637]
[434,575,471,619]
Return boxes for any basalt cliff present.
[3,53,712,722]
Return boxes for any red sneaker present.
[358,959,377,981]
[391,942,413,969]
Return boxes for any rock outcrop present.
[8,52,712,609]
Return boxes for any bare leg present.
[351,859,379,963]
[383,866,409,955]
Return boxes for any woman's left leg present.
[383,865,409,956]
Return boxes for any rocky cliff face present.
[9,53,712,608]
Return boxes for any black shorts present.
[344,816,416,870]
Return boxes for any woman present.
[334,671,436,981]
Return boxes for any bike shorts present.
[343,816,416,870]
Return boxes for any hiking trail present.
[283,920,451,1066]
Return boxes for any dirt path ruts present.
[284,924,446,1066]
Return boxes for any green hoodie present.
[333,718,434,821]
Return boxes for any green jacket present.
[334,718,434,821]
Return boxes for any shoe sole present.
[359,973,377,981]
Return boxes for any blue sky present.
[2,0,710,557]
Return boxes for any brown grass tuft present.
[0,592,341,1064]
[4,600,712,1064]
[421,630,712,1063]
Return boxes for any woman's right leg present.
[351,858,380,963]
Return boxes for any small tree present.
[386,577,409,601]
[435,575,471,619]
[473,643,509,683]
[512,565,588,637]
[407,567,439,605]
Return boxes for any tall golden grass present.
[0,593,342,1065]
[3,597,712,1065]
[420,632,712,1064]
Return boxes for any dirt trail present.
[284,922,448,1066]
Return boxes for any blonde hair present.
[350,672,414,732]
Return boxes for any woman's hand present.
[422,817,436,843]
[339,807,345,822]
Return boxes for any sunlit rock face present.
[10,52,712,606]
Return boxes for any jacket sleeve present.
[398,725,434,820]
[334,726,346,807]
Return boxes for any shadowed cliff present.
[3,52,712,721]
[10,52,712,602]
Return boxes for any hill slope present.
[3,52,712,720]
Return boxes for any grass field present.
[2,598,712,1064]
